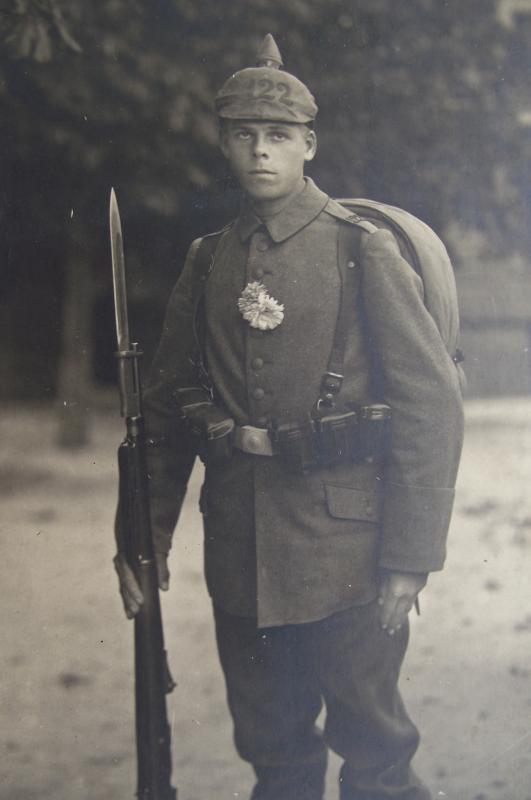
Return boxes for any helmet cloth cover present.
[215,34,318,124]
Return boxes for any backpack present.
[337,198,464,375]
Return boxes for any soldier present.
[114,34,464,800]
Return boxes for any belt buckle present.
[239,425,273,456]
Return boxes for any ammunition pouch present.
[272,403,391,474]
[272,418,321,475]
[317,410,359,467]
[174,387,234,465]
[358,404,391,463]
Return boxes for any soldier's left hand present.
[378,570,428,635]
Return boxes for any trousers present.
[214,601,431,800]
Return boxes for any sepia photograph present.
[1,2,531,799]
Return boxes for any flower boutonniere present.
[237,281,284,331]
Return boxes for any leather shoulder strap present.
[191,223,232,298]
[189,224,232,390]
[318,219,366,409]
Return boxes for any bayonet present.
[110,187,131,354]
[110,189,141,420]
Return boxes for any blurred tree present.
[0,0,529,415]
[0,0,81,61]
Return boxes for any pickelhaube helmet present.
[215,34,318,124]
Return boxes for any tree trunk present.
[56,237,94,448]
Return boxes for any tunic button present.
[254,268,264,279]
[347,260,356,269]
[253,387,265,400]
[252,357,264,370]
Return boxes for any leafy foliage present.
[1,0,81,62]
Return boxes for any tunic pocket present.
[324,484,382,523]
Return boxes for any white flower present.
[237,281,285,331]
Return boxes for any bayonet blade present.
[109,188,130,352]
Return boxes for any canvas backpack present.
[337,198,463,371]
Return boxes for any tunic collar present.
[235,177,330,243]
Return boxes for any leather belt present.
[233,425,275,456]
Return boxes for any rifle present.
[110,188,177,800]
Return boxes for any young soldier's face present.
[220,120,316,204]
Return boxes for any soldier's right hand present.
[113,552,170,619]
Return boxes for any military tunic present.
[144,178,464,628]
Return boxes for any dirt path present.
[1,399,530,800]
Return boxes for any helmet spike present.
[255,34,283,69]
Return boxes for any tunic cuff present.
[378,481,456,573]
